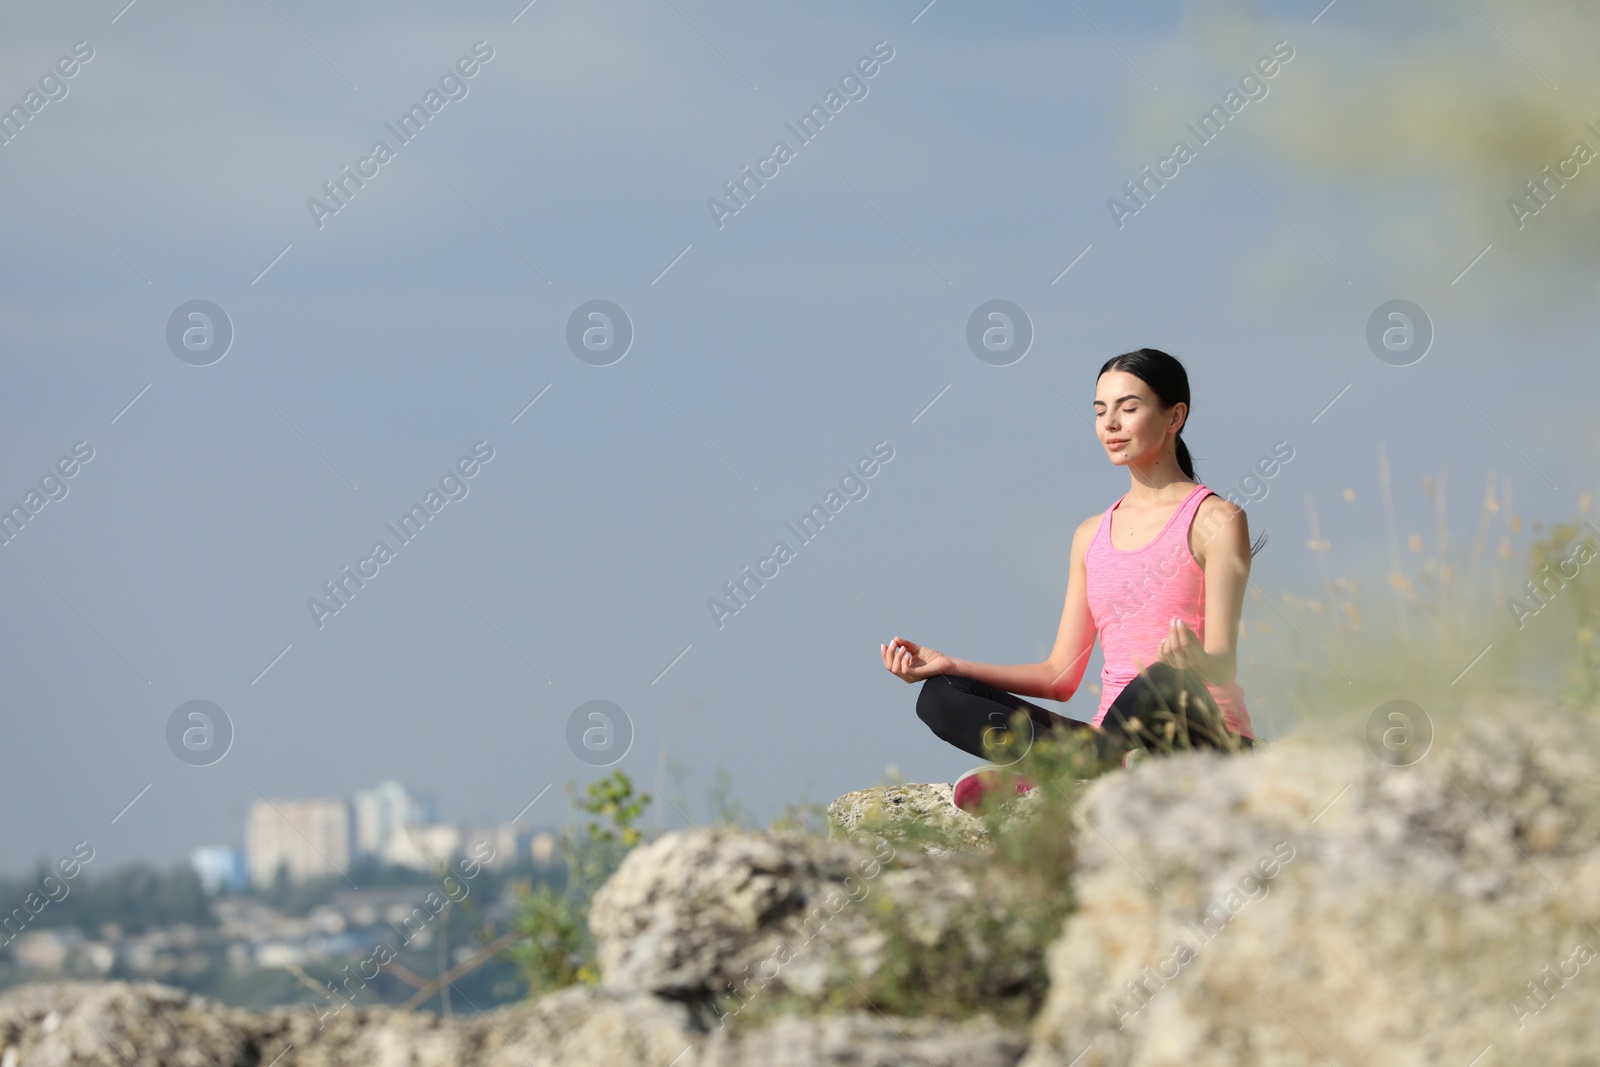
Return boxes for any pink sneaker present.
[952,766,1035,814]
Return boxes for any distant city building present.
[383,822,464,871]
[466,824,533,870]
[254,942,308,968]
[530,831,558,866]
[351,780,434,859]
[241,781,541,884]
[245,797,352,887]
[8,929,76,971]
[375,820,534,872]
[190,847,248,894]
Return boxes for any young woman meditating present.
[880,348,1265,812]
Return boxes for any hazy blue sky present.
[2,0,1595,874]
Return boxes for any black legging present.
[915,662,1254,768]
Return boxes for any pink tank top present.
[1084,483,1253,738]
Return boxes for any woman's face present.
[1094,370,1183,466]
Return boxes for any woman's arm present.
[1158,496,1251,685]
[884,518,1098,703]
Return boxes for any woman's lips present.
[1107,439,1128,449]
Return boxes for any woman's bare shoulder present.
[1196,491,1246,528]
[1194,492,1248,554]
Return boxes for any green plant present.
[507,770,651,995]
[576,768,651,851]
[506,879,592,992]
[791,718,1092,1026]
[822,873,1067,1027]
[1524,517,1600,704]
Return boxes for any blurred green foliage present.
[0,863,211,936]
[506,770,651,995]
[1524,518,1600,705]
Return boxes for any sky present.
[1,0,1596,875]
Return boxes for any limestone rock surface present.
[698,1011,1027,1067]
[0,979,1027,1067]
[0,981,695,1067]
[0,981,256,1067]
[827,782,988,852]
[588,825,1044,1007]
[1021,692,1600,1067]
[827,781,1047,856]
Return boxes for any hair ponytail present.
[1175,431,1196,482]
[1098,348,1268,559]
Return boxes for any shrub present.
[506,770,650,995]
[809,716,1096,1026]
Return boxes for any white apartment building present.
[382,822,464,871]
[351,780,434,858]
[245,797,353,887]
[242,781,542,884]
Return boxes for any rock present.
[1021,692,1600,1067]
[595,831,883,1004]
[588,825,1058,1020]
[699,1011,1027,1067]
[589,827,909,1001]
[0,980,255,1067]
[261,984,699,1067]
[0,980,698,1067]
[828,783,988,853]
[467,985,701,1067]
[827,782,1047,856]
[0,978,1027,1067]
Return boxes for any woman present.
[880,348,1266,811]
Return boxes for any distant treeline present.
[253,855,555,918]
[0,855,561,939]
[0,862,211,937]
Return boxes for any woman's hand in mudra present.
[882,636,953,682]
[1156,617,1205,672]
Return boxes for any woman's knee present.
[1135,661,1193,695]
[917,675,989,747]
[915,675,954,732]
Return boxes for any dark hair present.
[1098,347,1267,558]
